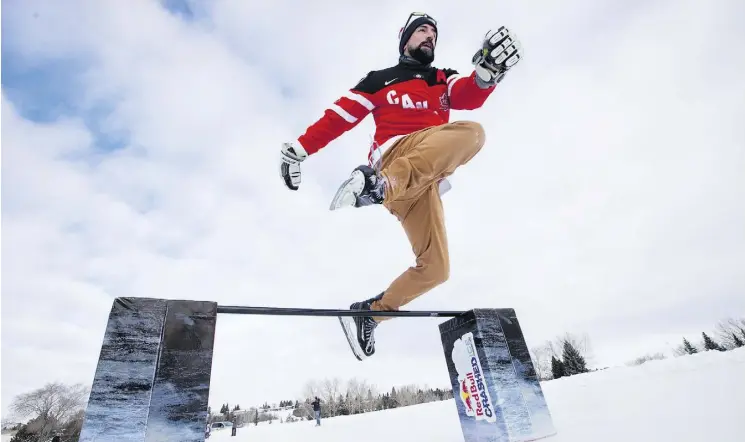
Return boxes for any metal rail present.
[216,305,466,317]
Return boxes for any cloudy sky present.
[2,0,744,417]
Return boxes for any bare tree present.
[672,343,688,357]
[627,352,667,366]
[321,377,342,416]
[356,379,381,413]
[714,317,745,349]
[302,379,322,400]
[9,382,89,439]
[345,378,376,414]
[529,344,554,381]
[391,384,421,407]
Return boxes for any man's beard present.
[409,42,435,64]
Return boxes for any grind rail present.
[216,304,466,317]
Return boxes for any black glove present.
[472,26,523,85]
[280,141,307,191]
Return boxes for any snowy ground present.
[3,348,743,442]
[207,347,745,442]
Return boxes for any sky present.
[2,0,745,418]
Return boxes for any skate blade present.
[329,172,364,211]
[338,316,366,361]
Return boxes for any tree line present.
[529,316,745,381]
[209,377,455,426]
[297,378,453,420]
[672,317,745,356]
[529,331,594,381]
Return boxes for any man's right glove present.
[472,26,523,86]
[280,141,308,191]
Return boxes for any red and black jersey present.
[295,61,496,165]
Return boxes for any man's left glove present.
[472,26,523,86]
[280,141,308,191]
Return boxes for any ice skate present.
[329,165,386,211]
[338,293,382,360]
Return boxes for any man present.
[280,12,522,360]
[311,396,322,426]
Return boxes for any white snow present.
[207,347,745,442]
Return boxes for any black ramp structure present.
[440,309,557,442]
[146,300,217,440]
[80,298,555,441]
[79,298,216,442]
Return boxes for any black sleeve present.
[352,70,386,94]
[442,68,459,79]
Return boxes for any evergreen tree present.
[732,333,744,348]
[337,393,349,416]
[551,356,566,379]
[389,387,399,408]
[702,332,725,351]
[682,338,698,354]
[562,340,588,375]
[10,426,36,442]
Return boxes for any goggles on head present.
[398,12,437,40]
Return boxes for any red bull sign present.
[452,332,496,423]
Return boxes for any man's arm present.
[444,69,496,111]
[295,73,378,156]
[280,73,378,191]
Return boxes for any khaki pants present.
[370,120,486,322]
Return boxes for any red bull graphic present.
[452,332,496,422]
[460,378,474,414]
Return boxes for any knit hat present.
[398,13,438,55]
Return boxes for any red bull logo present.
[460,379,474,413]
[452,332,496,423]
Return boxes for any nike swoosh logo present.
[384,78,397,85]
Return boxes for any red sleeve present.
[296,84,377,156]
[446,70,496,110]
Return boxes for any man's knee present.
[453,120,486,153]
[422,255,450,289]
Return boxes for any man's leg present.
[339,188,446,357]
[370,120,485,319]
[371,183,448,322]
[381,120,485,203]
[338,120,485,359]
[329,120,485,210]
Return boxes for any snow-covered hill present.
[208,347,745,442]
